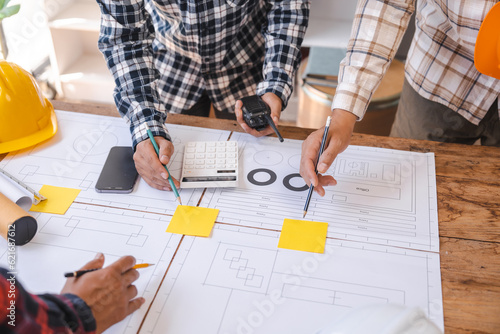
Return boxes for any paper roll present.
[0,172,33,211]
[0,192,37,245]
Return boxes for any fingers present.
[134,138,176,191]
[317,144,339,174]
[235,100,268,137]
[122,269,140,288]
[157,137,174,165]
[110,255,136,274]
[127,297,146,315]
[300,128,323,187]
[79,252,105,271]
[157,138,180,188]
[260,92,282,137]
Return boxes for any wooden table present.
[11,101,500,333]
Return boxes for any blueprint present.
[0,111,443,333]
[200,133,439,252]
[0,203,182,334]
[0,110,231,334]
[0,111,231,214]
[140,224,443,333]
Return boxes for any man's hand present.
[134,136,180,191]
[235,92,282,137]
[61,253,145,334]
[300,109,357,196]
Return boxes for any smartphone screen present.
[95,146,138,193]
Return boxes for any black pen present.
[303,116,331,218]
[64,263,155,278]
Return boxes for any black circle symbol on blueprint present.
[283,173,309,192]
[247,168,277,186]
[253,150,283,166]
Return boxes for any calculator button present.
[227,141,237,146]
[196,159,205,165]
[217,153,226,158]
[186,153,195,159]
[217,142,225,147]
[226,159,237,164]
[207,142,216,147]
[216,147,226,152]
[207,153,216,158]
[186,148,196,153]
[206,165,216,169]
[226,147,236,152]
[217,159,225,164]
[185,160,194,165]
[195,165,205,169]
[227,164,236,168]
[227,153,236,158]
[187,142,196,147]
[196,153,205,159]
[207,159,215,165]
[207,147,216,153]
[196,146,205,153]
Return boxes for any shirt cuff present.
[60,293,96,333]
[256,81,293,110]
[331,82,373,121]
[131,120,172,149]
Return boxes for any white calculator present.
[180,141,239,188]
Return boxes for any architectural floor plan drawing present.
[0,111,231,215]
[0,111,443,333]
[200,133,439,252]
[0,202,182,334]
[140,224,443,334]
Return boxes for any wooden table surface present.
[13,101,500,333]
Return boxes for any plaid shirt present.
[0,268,96,334]
[333,0,500,125]
[97,0,309,147]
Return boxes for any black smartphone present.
[95,146,139,193]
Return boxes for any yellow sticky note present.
[278,218,328,253]
[167,205,219,237]
[30,185,81,215]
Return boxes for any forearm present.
[257,0,310,109]
[97,0,170,147]
[333,0,415,120]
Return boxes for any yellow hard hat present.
[0,61,57,153]
[475,2,500,80]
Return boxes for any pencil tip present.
[303,211,307,218]
[178,197,182,205]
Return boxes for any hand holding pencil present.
[299,109,357,199]
[61,253,146,333]
[133,124,181,201]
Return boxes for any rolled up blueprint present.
[0,192,37,245]
[0,170,33,211]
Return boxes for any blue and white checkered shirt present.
[97,0,310,147]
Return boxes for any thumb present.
[317,141,339,174]
[156,137,174,165]
[79,252,105,271]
